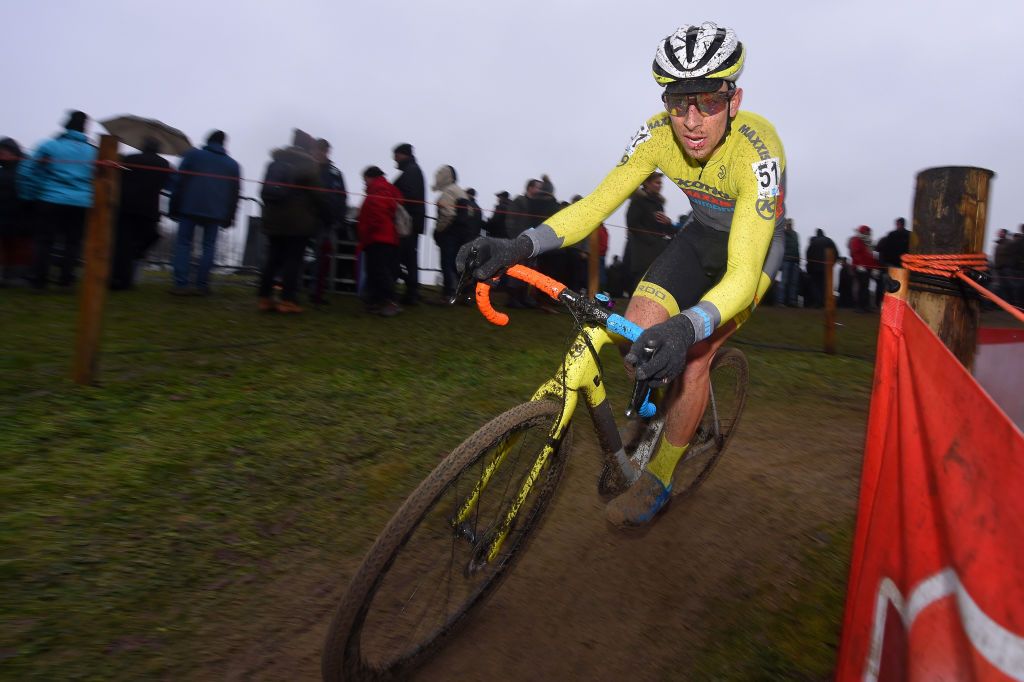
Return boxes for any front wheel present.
[322,399,573,681]
[672,347,749,498]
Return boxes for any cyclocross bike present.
[322,264,749,681]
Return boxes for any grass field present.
[1,275,883,680]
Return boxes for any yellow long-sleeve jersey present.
[526,109,787,341]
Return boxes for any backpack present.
[394,202,413,237]
[261,158,298,205]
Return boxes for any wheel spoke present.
[335,402,572,677]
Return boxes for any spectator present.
[876,216,911,268]
[624,171,673,291]
[486,191,511,238]
[564,193,606,292]
[1014,225,1024,306]
[875,216,911,308]
[804,228,838,308]
[775,218,801,306]
[168,130,240,295]
[992,228,1016,306]
[19,110,97,289]
[310,138,347,305]
[501,178,547,308]
[0,137,31,286]
[257,130,326,314]
[531,176,565,308]
[356,166,403,316]
[836,256,855,308]
[504,178,542,240]
[463,188,484,244]
[391,143,425,305]
[848,225,880,312]
[431,165,468,302]
[605,254,627,299]
[110,137,170,290]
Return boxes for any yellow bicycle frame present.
[454,324,619,563]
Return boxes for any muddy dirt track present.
[207,397,866,681]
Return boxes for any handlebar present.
[471,264,656,418]
[474,265,566,326]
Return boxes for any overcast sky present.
[5,0,1022,259]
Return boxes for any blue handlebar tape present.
[607,314,643,342]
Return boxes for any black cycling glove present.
[456,235,534,281]
[624,314,697,384]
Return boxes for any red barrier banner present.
[836,297,1024,681]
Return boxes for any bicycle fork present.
[453,325,621,568]
[452,420,569,572]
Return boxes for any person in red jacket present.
[848,225,880,312]
[356,166,403,316]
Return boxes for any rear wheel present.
[672,347,748,498]
[322,400,572,681]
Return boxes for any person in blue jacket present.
[168,130,241,295]
[18,110,97,289]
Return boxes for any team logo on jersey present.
[618,123,652,166]
[718,165,727,180]
[756,198,776,220]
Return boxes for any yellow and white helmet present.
[653,22,745,92]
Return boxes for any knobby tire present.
[322,400,572,681]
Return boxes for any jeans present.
[173,217,220,290]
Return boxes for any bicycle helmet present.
[653,22,745,93]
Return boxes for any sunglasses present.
[663,90,734,117]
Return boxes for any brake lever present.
[450,247,479,305]
[625,344,658,419]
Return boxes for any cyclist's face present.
[668,84,742,162]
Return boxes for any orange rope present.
[902,253,1024,323]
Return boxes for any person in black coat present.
[804,228,839,307]
[392,143,425,305]
[310,138,347,304]
[0,137,31,285]
[111,137,170,290]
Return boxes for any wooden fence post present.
[824,247,836,355]
[72,135,120,385]
[907,166,993,371]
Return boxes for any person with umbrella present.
[167,130,241,295]
[110,136,170,290]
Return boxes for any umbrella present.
[100,115,192,156]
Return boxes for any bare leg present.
[662,320,737,446]
[620,296,737,447]
[605,301,740,526]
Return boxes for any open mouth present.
[683,135,706,152]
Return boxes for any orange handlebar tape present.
[475,281,509,326]
[506,265,566,301]
[473,266,567,327]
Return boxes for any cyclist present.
[458,22,786,527]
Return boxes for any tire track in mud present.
[207,402,865,681]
